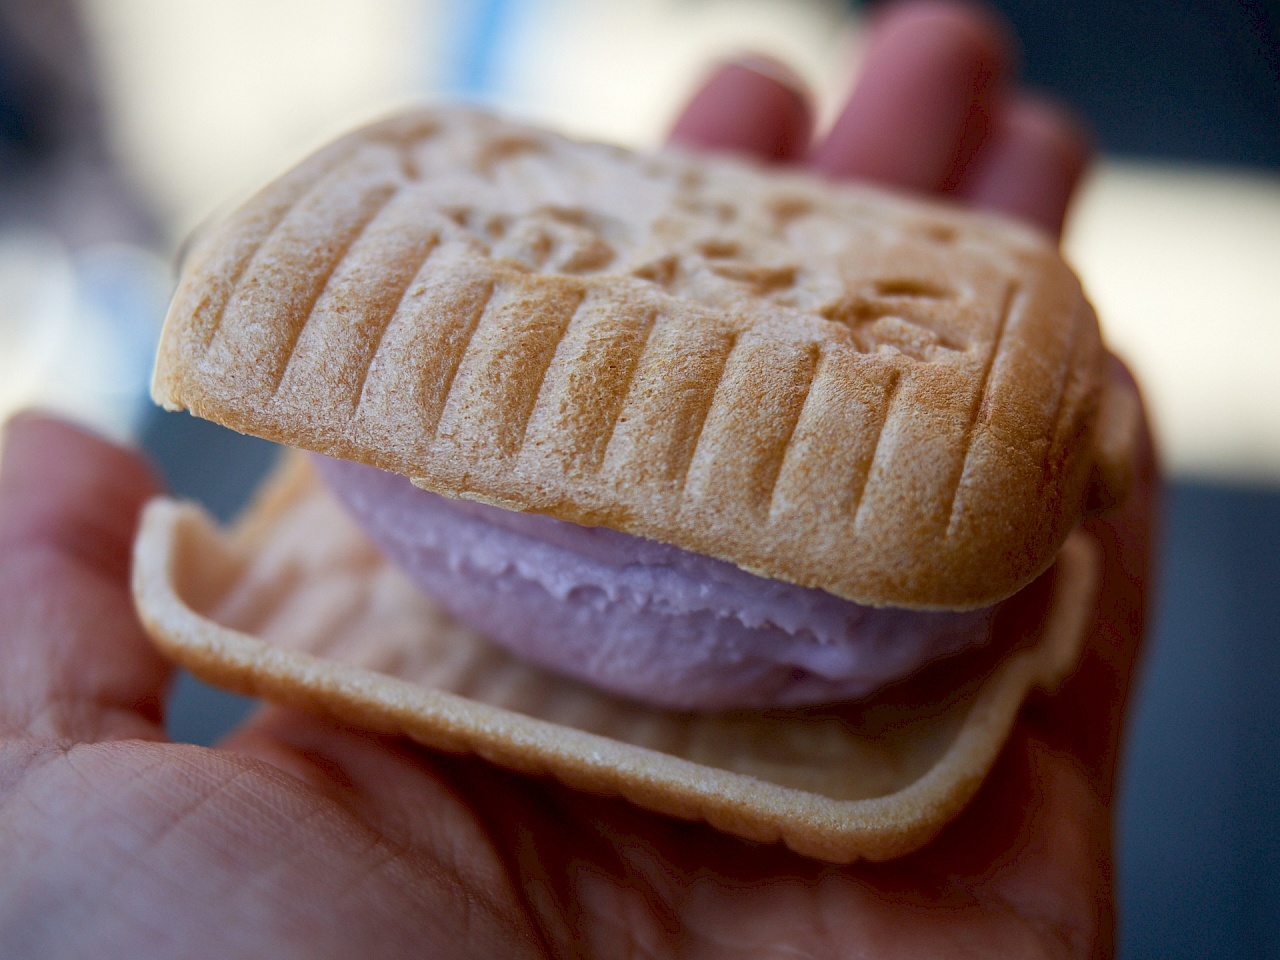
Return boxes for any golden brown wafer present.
[132,456,1098,862]
[152,108,1125,609]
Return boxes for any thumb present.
[0,413,172,742]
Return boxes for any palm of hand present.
[0,4,1154,957]
[5,716,1108,958]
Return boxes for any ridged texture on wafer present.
[132,457,1097,862]
[154,108,1123,608]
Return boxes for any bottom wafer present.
[131,456,1098,862]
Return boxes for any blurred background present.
[0,0,1276,956]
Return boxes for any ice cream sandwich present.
[132,107,1134,860]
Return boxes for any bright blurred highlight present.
[0,232,170,439]
[1066,164,1280,481]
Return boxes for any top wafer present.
[153,107,1128,609]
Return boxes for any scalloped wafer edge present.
[132,489,1096,862]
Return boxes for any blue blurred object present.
[440,0,520,98]
[140,412,280,747]
[994,0,1280,167]
[0,0,157,247]
[0,25,54,164]
[859,0,1280,169]
[166,670,257,748]
[140,409,281,524]
[1119,481,1280,960]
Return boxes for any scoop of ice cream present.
[315,455,996,709]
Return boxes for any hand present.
[0,2,1156,956]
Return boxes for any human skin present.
[0,2,1155,956]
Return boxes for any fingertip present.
[956,93,1092,237]
[0,411,172,743]
[0,411,162,581]
[812,0,1016,188]
[1105,351,1159,500]
[861,0,1014,56]
[2,410,162,501]
[668,55,814,162]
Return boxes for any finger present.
[668,56,814,162]
[1027,358,1158,802]
[954,94,1091,238]
[811,0,1013,191]
[0,413,171,741]
[886,726,1114,955]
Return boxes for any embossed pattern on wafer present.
[434,277,586,459]
[519,294,660,475]
[274,190,444,425]
[153,108,1118,608]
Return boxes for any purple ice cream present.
[315,456,998,710]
